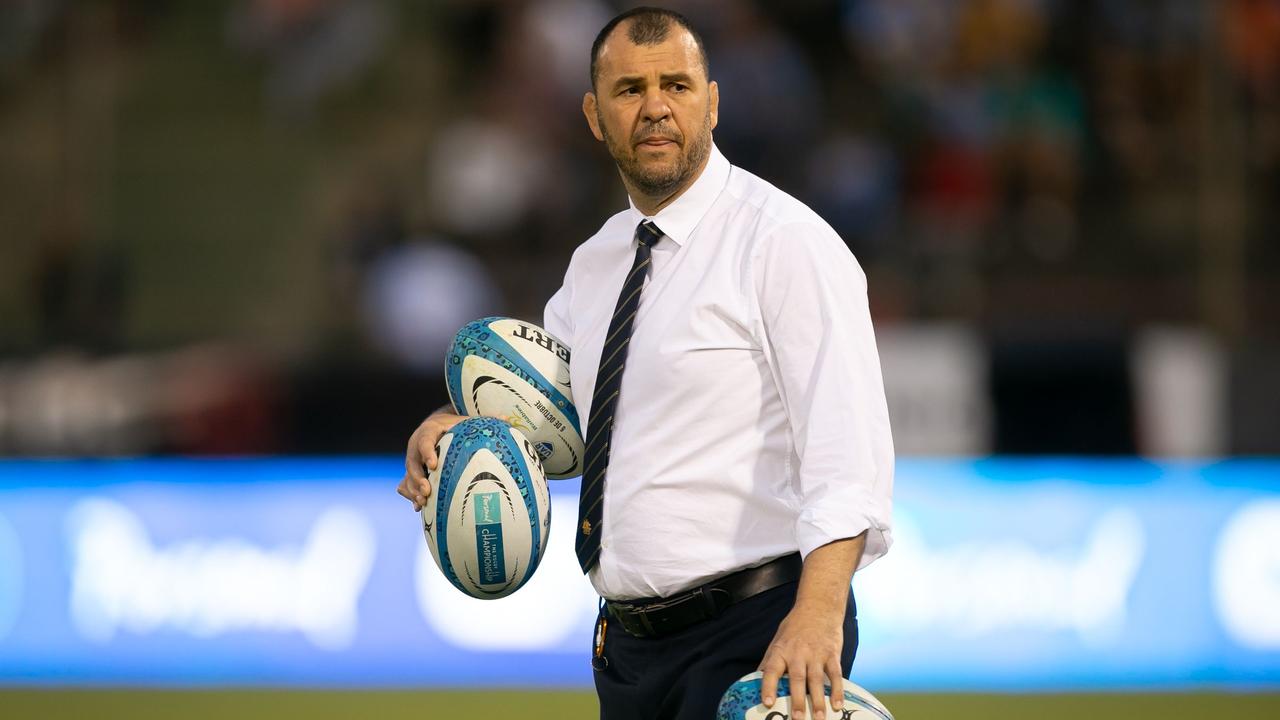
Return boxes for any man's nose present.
[640,88,672,123]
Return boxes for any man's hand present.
[758,534,865,720]
[758,603,845,720]
[397,409,467,511]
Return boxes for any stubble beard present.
[600,109,713,198]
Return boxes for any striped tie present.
[575,220,663,573]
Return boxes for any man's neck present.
[624,151,712,217]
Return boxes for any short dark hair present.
[589,7,709,90]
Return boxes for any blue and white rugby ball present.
[446,317,584,479]
[422,417,551,599]
[717,671,894,720]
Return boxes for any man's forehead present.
[596,23,703,79]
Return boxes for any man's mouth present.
[637,136,677,148]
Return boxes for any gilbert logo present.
[511,324,570,363]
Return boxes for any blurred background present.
[1,0,1278,717]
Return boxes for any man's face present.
[584,24,719,198]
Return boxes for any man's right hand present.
[398,411,467,511]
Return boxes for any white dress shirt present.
[544,144,894,601]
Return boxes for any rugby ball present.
[717,671,894,720]
[421,417,551,599]
[445,317,584,479]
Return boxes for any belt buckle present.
[634,605,657,636]
[609,601,650,637]
[646,587,707,636]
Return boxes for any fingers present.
[413,424,438,471]
[807,663,827,720]
[397,474,422,511]
[418,431,439,471]
[826,657,845,711]
[419,413,468,471]
[790,666,809,720]
[408,446,433,494]
[402,413,465,511]
[759,654,783,709]
[403,433,433,511]
[759,650,842,720]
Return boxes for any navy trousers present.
[593,582,858,720]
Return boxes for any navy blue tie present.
[576,220,663,573]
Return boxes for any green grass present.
[2,690,1278,719]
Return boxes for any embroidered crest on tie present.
[575,220,664,574]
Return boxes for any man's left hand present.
[757,534,866,720]
[758,602,845,720]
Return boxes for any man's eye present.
[623,87,640,96]
[671,83,687,92]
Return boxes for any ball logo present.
[521,438,543,469]
[458,471,522,596]
[472,491,506,585]
[510,323,570,364]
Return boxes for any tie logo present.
[581,519,592,535]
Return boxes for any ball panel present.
[444,450,534,598]
[522,433,553,565]
[458,355,583,479]
[507,425,552,566]
[422,432,454,575]
[451,318,579,425]
[447,319,568,409]
[716,673,765,719]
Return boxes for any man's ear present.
[583,92,604,141]
[708,80,719,131]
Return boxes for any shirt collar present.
[627,143,730,247]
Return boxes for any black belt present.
[604,553,802,638]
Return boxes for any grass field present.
[2,690,1278,719]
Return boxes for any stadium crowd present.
[1,0,1277,455]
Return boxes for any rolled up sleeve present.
[753,222,894,569]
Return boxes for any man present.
[398,7,893,720]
